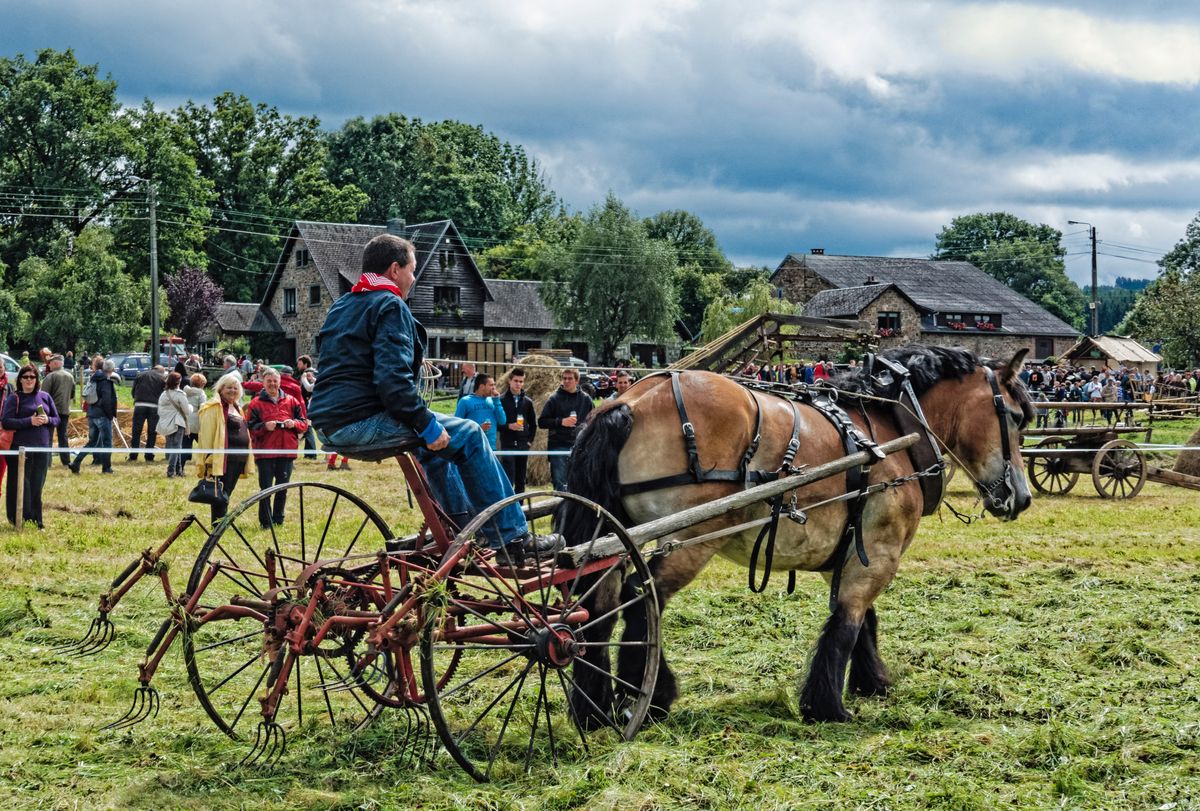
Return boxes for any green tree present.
[327,115,559,244]
[175,92,366,301]
[933,212,1086,329]
[15,226,146,352]
[0,258,30,352]
[700,276,783,343]
[0,49,136,279]
[538,194,677,364]
[1118,213,1200,367]
[478,211,582,279]
[643,210,732,338]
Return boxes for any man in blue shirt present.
[307,234,557,563]
[454,373,506,449]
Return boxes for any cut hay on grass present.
[3,420,1198,808]
[1173,423,1200,477]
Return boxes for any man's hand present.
[283,419,295,430]
[507,422,520,431]
[426,428,450,451]
[265,420,276,431]
[562,415,578,428]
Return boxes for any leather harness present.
[616,365,1016,611]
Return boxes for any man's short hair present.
[473,373,493,392]
[103,359,116,373]
[222,355,236,368]
[561,367,579,380]
[362,233,415,275]
[260,366,280,380]
[510,367,526,378]
[615,370,633,381]
[297,354,312,370]
[50,354,64,363]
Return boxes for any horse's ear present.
[1001,348,1029,385]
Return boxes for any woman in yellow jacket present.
[195,372,256,522]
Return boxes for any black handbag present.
[188,477,228,506]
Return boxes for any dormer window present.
[295,248,310,267]
[435,286,460,307]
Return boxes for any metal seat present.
[322,438,426,462]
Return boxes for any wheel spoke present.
[231,664,270,730]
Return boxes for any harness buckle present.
[681,421,695,439]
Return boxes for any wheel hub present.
[532,623,579,669]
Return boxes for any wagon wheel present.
[183,481,398,740]
[420,491,661,782]
[1026,436,1080,495]
[1091,439,1146,500]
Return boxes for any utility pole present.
[147,181,160,365]
[1068,220,1098,336]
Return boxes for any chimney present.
[387,217,407,235]
[865,274,878,285]
[811,248,825,255]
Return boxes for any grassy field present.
[1,423,1199,810]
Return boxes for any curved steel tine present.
[54,615,115,657]
[240,721,287,768]
[77,617,116,656]
[239,722,267,768]
[100,685,159,731]
[412,705,433,766]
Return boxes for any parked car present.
[1,353,18,378]
[107,352,153,384]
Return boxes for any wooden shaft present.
[559,432,920,566]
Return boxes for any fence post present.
[14,448,25,531]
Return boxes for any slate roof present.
[775,254,1078,336]
[804,283,904,318]
[262,219,493,306]
[213,302,282,334]
[483,279,556,331]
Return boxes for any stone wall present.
[773,256,833,303]
[269,243,328,359]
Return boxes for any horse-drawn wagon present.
[55,346,1032,781]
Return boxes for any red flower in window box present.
[949,321,967,330]
[976,321,996,331]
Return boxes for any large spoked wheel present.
[1092,439,1146,500]
[1027,436,1080,495]
[183,481,397,739]
[420,491,661,782]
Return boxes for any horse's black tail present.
[559,403,634,544]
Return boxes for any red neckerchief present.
[350,273,403,297]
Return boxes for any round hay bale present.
[1173,424,1200,477]
[497,354,564,488]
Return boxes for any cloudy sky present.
[4,0,1199,285]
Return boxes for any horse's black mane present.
[831,345,1003,399]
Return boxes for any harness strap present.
[869,353,946,517]
[746,399,803,593]
[620,371,775,497]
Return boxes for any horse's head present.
[943,349,1034,520]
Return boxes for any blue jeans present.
[549,451,570,492]
[73,414,113,471]
[324,412,526,548]
[164,430,186,476]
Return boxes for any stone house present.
[775,252,1080,361]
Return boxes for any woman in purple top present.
[1,364,61,529]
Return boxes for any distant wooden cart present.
[1023,399,1200,498]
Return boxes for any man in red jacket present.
[245,366,308,529]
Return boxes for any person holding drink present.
[497,367,537,493]
[538,366,593,492]
[2,364,61,529]
[454,373,506,449]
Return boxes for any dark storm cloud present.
[3,0,1199,284]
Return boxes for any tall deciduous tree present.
[15,226,147,352]
[643,210,731,338]
[175,92,366,301]
[0,49,135,279]
[1119,213,1200,367]
[165,266,224,346]
[700,276,782,343]
[933,212,1086,330]
[538,194,677,364]
[327,115,559,244]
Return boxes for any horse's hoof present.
[801,704,853,723]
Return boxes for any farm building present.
[773,251,1080,362]
[1061,335,1161,376]
[201,219,680,367]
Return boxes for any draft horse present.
[561,345,1034,724]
